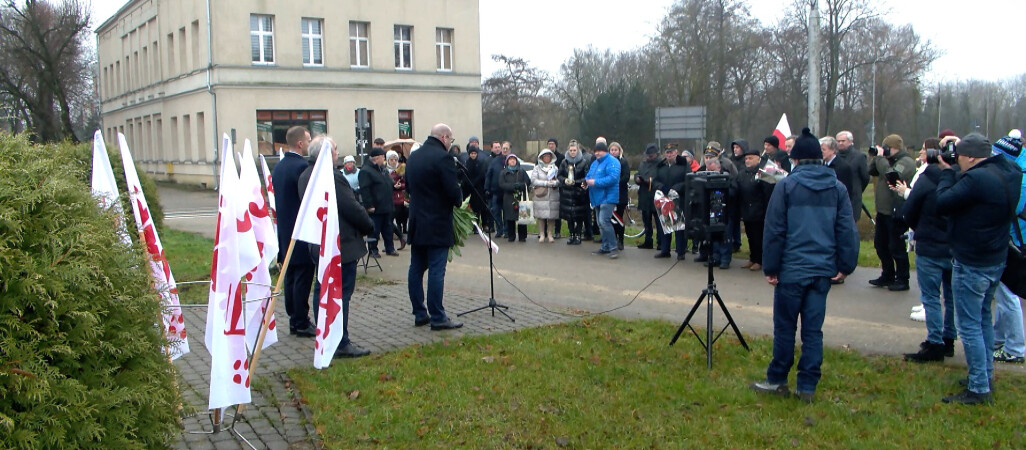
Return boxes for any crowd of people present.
[270,120,1025,405]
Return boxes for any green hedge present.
[0,133,181,448]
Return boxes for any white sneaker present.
[910,310,926,322]
[911,304,925,313]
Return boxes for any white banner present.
[238,139,279,351]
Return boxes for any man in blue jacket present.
[751,127,859,404]
[585,141,621,258]
[406,123,465,330]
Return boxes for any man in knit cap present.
[868,134,916,291]
[751,127,859,404]
[991,131,1026,365]
[635,143,662,249]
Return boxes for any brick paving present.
[172,278,570,449]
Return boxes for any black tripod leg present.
[713,291,750,351]
[669,292,707,346]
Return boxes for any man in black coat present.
[298,137,376,358]
[835,130,870,221]
[763,136,792,173]
[634,143,661,249]
[271,126,317,337]
[359,147,397,257]
[406,123,465,330]
[735,145,775,271]
[821,136,855,218]
[484,141,509,237]
[654,144,691,260]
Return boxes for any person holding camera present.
[751,128,859,403]
[934,132,1022,404]
[897,138,957,362]
[867,134,916,291]
[990,133,1026,365]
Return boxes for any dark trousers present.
[369,212,395,254]
[505,220,527,241]
[613,204,627,244]
[583,207,595,239]
[659,230,686,255]
[554,219,563,237]
[640,208,656,246]
[874,213,910,282]
[767,277,831,394]
[567,219,582,239]
[729,210,742,251]
[284,262,316,329]
[490,194,505,235]
[408,245,449,323]
[393,205,409,235]
[744,220,765,264]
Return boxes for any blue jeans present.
[597,203,616,252]
[951,260,1004,394]
[408,245,450,324]
[915,254,956,345]
[766,277,831,394]
[489,194,505,235]
[993,282,1025,358]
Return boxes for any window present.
[398,110,413,139]
[393,25,412,70]
[301,18,323,66]
[256,110,328,156]
[349,21,369,68]
[250,14,275,64]
[435,28,453,71]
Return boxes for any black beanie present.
[764,135,780,148]
[789,127,822,160]
[644,143,658,155]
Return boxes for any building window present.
[256,110,328,156]
[398,110,413,139]
[250,14,275,64]
[435,28,453,71]
[393,25,412,70]
[301,18,323,66]
[349,21,369,68]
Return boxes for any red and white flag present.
[773,114,792,150]
[119,133,190,360]
[259,154,277,224]
[292,140,344,369]
[90,130,131,244]
[205,133,259,409]
[239,139,279,351]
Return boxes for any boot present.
[943,338,955,358]
[904,341,945,363]
[547,221,556,243]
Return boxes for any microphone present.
[453,156,468,172]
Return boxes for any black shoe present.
[414,317,430,327]
[554,233,562,239]
[592,249,611,255]
[888,281,910,291]
[654,252,671,259]
[430,318,464,331]
[386,251,400,257]
[794,391,815,404]
[290,323,317,338]
[617,242,624,251]
[694,255,708,263]
[608,250,620,259]
[333,343,371,358]
[830,278,845,285]
[495,232,505,239]
[943,338,955,357]
[637,242,654,249]
[869,276,894,287]
[518,237,526,242]
[507,237,516,243]
[942,389,992,405]
[582,235,593,241]
[369,251,381,259]
[719,262,730,269]
[904,341,945,362]
[677,254,686,261]
[750,380,790,397]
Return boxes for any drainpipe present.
[206,0,219,190]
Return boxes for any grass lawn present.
[292,316,1024,448]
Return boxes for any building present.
[97,0,482,187]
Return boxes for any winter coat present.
[498,164,531,220]
[558,157,590,222]
[463,155,488,213]
[635,156,662,213]
[389,166,407,207]
[586,152,620,207]
[530,157,561,220]
[485,152,508,196]
[936,155,1023,267]
[838,146,870,220]
[616,156,631,207]
[655,155,690,195]
[868,149,915,216]
[271,151,311,265]
[298,169,375,265]
[734,161,775,223]
[406,135,463,247]
[358,160,394,215]
[763,162,859,284]
[899,164,951,259]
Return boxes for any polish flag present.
[292,140,344,369]
[119,133,190,360]
[773,114,792,151]
[90,130,131,245]
[205,133,259,409]
[239,139,279,351]
[259,154,277,224]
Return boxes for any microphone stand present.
[452,157,514,322]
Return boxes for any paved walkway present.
[158,183,1026,448]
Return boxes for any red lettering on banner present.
[317,254,343,341]
[236,211,253,233]
[224,281,246,336]
[248,200,269,219]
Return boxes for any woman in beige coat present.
[530,149,561,242]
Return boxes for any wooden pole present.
[234,238,297,417]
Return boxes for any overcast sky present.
[93,0,1025,83]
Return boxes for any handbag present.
[515,187,535,225]
[533,185,548,199]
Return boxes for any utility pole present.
[870,62,876,145]
[807,0,821,135]
[936,82,942,137]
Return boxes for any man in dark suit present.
[835,130,870,221]
[821,136,854,213]
[406,123,465,330]
[271,126,317,337]
[359,147,397,258]
[298,136,376,357]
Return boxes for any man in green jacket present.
[867,134,916,291]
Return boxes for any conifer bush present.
[0,134,181,448]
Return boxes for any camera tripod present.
[669,241,749,369]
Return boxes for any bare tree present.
[481,55,553,147]
[0,0,91,142]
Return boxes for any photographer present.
[898,138,956,362]
[935,133,1023,404]
[867,134,916,291]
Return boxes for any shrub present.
[0,133,181,448]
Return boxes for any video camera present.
[682,171,730,241]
